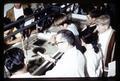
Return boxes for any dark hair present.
[16,16,25,29]
[4,47,25,74]
[24,8,33,16]
[88,9,103,18]
[82,31,99,53]
[3,17,11,26]
[57,30,75,46]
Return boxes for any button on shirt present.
[45,46,85,77]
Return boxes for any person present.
[95,15,115,66]
[6,3,28,21]
[4,47,44,78]
[59,20,86,53]
[44,30,86,77]
[16,7,34,39]
[86,8,103,27]
[4,47,32,78]
[81,31,103,77]
[79,8,104,42]
[5,3,29,45]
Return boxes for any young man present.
[4,47,43,78]
[4,47,32,78]
[44,30,86,77]
[95,15,115,68]
[5,3,29,45]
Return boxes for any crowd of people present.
[4,3,116,78]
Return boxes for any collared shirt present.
[45,46,85,77]
[14,7,24,20]
[98,27,114,62]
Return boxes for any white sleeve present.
[67,23,79,36]
[45,54,80,77]
[85,53,98,77]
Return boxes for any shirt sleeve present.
[85,52,99,77]
[45,53,80,77]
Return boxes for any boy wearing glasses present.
[44,30,86,77]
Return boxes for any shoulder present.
[6,7,14,14]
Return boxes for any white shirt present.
[67,23,79,36]
[98,27,114,63]
[45,46,85,77]
[14,7,24,20]
[84,44,103,77]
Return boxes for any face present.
[87,15,96,26]
[96,23,109,33]
[55,34,68,52]
[14,3,21,9]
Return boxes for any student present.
[5,3,29,45]
[95,15,115,66]
[44,30,86,77]
[81,31,103,77]
[4,47,32,78]
[4,47,45,78]
[58,20,86,53]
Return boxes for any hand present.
[48,34,56,45]
[37,52,55,63]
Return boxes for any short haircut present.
[88,9,103,18]
[4,47,25,74]
[96,15,110,25]
[24,8,33,16]
[57,29,75,46]
[53,14,67,26]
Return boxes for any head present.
[96,15,110,33]
[4,47,25,75]
[24,8,33,16]
[53,13,67,26]
[14,3,21,9]
[55,30,75,52]
[87,9,103,26]
[82,31,99,53]
[59,20,76,29]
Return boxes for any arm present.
[85,54,98,77]
[37,52,56,63]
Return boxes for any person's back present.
[4,47,33,78]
